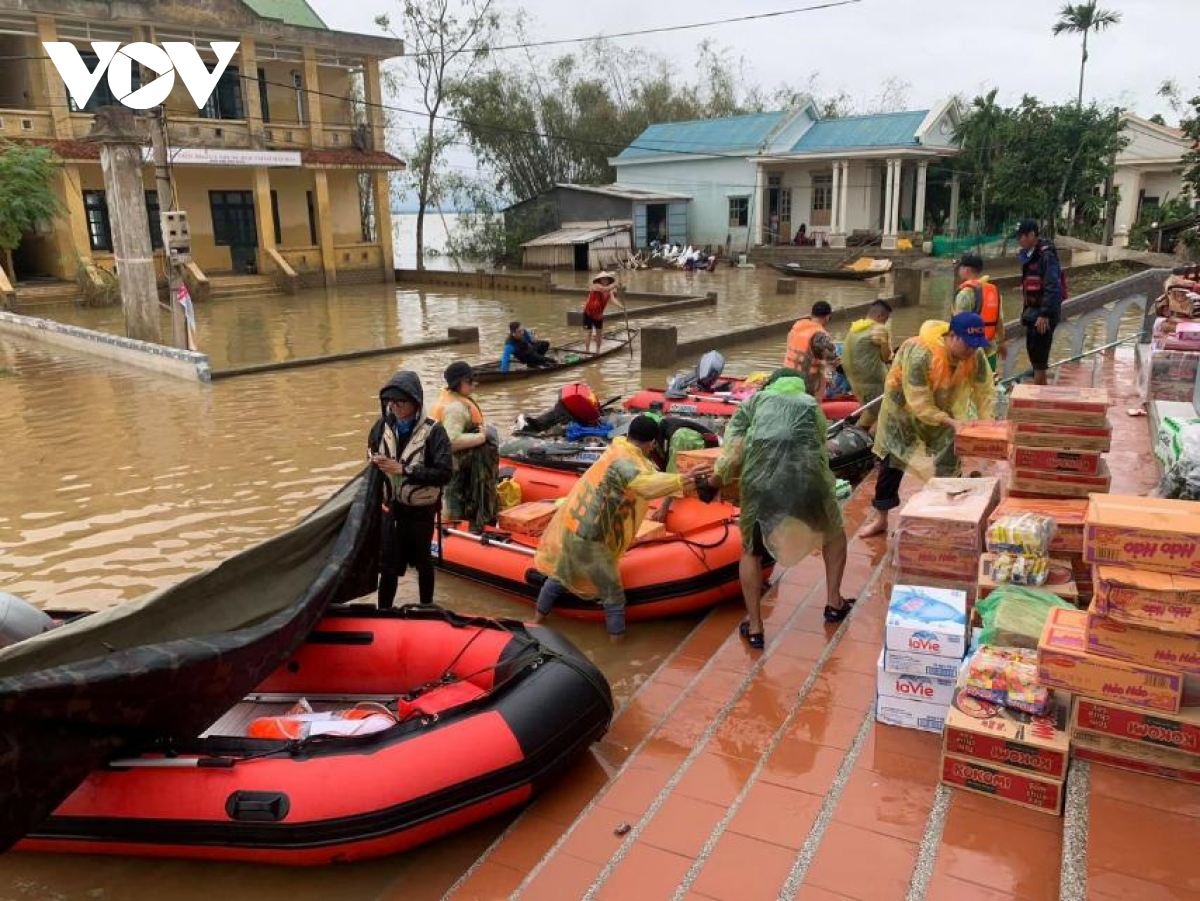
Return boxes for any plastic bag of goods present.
[1158,422,1200,501]
[975,585,1074,650]
[962,645,1050,716]
[1154,416,1200,468]
[985,552,1050,586]
[985,513,1056,557]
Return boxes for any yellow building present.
[0,0,403,296]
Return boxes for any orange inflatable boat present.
[438,464,749,622]
[17,606,612,865]
[624,377,860,421]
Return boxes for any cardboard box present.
[631,519,669,546]
[943,688,1071,779]
[956,421,1012,460]
[894,542,980,581]
[1070,730,1200,784]
[497,500,559,536]
[885,584,969,660]
[1011,421,1112,452]
[1008,384,1110,426]
[1072,696,1200,756]
[876,694,947,733]
[1010,461,1111,499]
[1092,565,1200,633]
[1149,349,1200,403]
[674,446,738,503]
[1037,608,1185,713]
[1085,495,1200,577]
[941,754,1064,815]
[896,477,1001,550]
[990,498,1087,555]
[978,555,1078,605]
[883,648,963,680]
[894,571,978,609]
[1010,446,1104,476]
[877,651,956,707]
[1086,602,1200,675]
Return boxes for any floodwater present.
[0,262,1137,899]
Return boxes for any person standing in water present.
[583,271,626,354]
[368,371,453,608]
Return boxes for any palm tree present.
[1053,2,1122,108]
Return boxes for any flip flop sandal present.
[738,619,765,650]
[823,597,857,623]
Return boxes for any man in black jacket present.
[368,371,454,608]
[1016,219,1065,386]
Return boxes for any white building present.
[1113,113,1195,248]
[610,99,961,251]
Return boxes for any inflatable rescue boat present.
[437,465,749,621]
[17,606,612,865]
[623,378,861,422]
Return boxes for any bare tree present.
[377,0,498,269]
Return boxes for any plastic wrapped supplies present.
[986,513,1056,557]
[1158,421,1200,501]
[985,552,1051,586]
[975,585,1075,650]
[962,646,1051,716]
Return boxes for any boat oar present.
[827,394,883,435]
[442,526,537,557]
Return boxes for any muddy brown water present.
[0,264,1125,898]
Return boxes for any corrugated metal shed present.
[616,112,788,161]
[520,222,633,271]
[790,110,929,152]
[554,183,692,202]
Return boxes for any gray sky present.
[311,0,1199,199]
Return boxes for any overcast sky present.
[310,0,1199,200]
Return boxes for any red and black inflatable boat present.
[17,606,612,865]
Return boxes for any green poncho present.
[715,376,843,566]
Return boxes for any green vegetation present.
[0,142,62,282]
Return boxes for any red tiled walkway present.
[441,350,1200,901]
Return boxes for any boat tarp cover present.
[0,469,384,851]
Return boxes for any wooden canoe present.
[770,261,892,281]
[472,328,638,384]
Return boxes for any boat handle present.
[226,790,291,823]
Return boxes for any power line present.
[396,0,864,58]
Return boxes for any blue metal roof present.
[790,110,928,153]
[617,112,789,161]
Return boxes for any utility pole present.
[88,107,160,344]
[149,107,187,349]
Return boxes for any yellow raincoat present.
[534,437,684,601]
[873,320,996,479]
[842,318,893,426]
[716,376,842,567]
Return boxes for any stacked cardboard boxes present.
[876,584,968,733]
[1007,385,1112,499]
[1045,495,1200,781]
[940,688,1072,815]
[892,477,1001,608]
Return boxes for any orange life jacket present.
[429,389,485,427]
[783,319,827,392]
[959,278,1001,342]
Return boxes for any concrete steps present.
[13,280,83,307]
[208,274,284,302]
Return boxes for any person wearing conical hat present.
[582,271,626,355]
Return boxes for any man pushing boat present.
[532,415,712,643]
